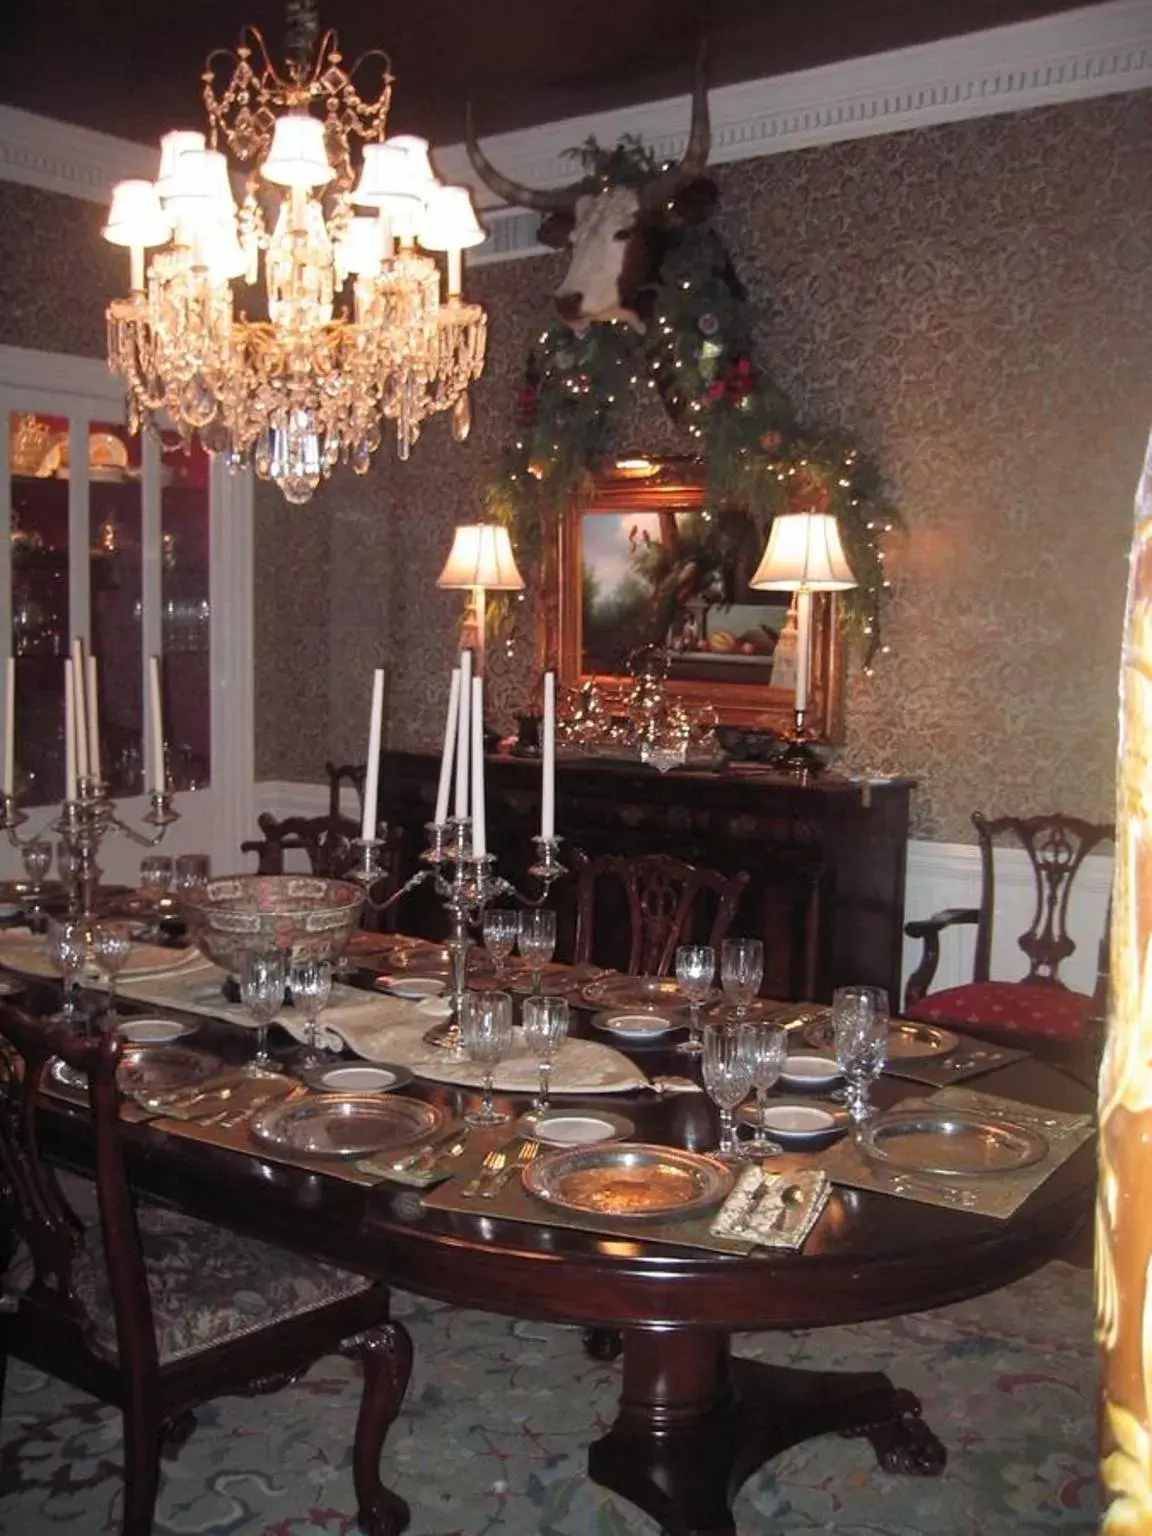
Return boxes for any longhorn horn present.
[465,104,586,214]
[638,41,711,212]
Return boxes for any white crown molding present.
[0,0,1148,271]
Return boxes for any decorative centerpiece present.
[178,874,364,974]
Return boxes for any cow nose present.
[555,291,583,322]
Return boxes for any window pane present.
[160,436,210,790]
[89,419,144,796]
[10,410,69,806]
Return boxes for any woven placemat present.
[818,1086,1093,1218]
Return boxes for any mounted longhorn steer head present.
[466,49,712,335]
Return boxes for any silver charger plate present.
[591,1009,684,1043]
[857,1108,1049,1178]
[524,1142,733,1221]
[250,1093,442,1159]
[299,1062,414,1094]
[116,1044,222,1097]
[514,1108,635,1147]
[802,1014,959,1060]
[581,974,704,1011]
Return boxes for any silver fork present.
[481,1139,540,1199]
[460,1148,506,1198]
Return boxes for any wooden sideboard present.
[377,751,914,1004]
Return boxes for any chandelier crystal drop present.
[102,1,488,504]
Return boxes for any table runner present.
[816,1085,1094,1218]
[0,927,206,982]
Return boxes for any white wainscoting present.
[254,780,1115,1001]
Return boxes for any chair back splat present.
[570,849,749,977]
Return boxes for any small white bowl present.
[377,975,445,1000]
[115,1018,194,1045]
[778,1053,843,1091]
[740,1099,848,1146]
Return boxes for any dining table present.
[4,934,1097,1536]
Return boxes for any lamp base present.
[775,709,825,784]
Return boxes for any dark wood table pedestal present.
[590,1329,945,1536]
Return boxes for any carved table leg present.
[587,1329,945,1536]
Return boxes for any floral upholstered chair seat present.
[908,979,1093,1042]
[9,1172,372,1365]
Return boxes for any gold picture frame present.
[555,461,846,738]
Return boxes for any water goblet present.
[89,920,134,1025]
[459,989,514,1127]
[45,917,88,1028]
[290,957,333,1065]
[20,838,52,931]
[522,994,570,1110]
[238,949,288,1073]
[517,908,557,996]
[702,1022,755,1161]
[741,1021,788,1155]
[139,854,173,908]
[674,943,715,1054]
[720,937,763,1020]
[832,985,889,1124]
[482,907,519,981]
[173,853,210,899]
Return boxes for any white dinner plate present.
[376,975,446,1000]
[778,1053,843,1091]
[115,1017,195,1045]
[518,1109,635,1147]
[300,1063,413,1094]
[591,1010,683,1042]
[738,1098,849,1146]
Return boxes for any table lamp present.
[750,511,857,780]
[437,522,525,676]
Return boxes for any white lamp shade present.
[155,130,206,196]
[750,512,857,591]
[260,113,334,189]
[160,148,236,228]
[201,223,248,281]
[419,185,486,251]
[338,216,383,278]
[103,180,171,247]
[387,134,438,191]
[437,524,525,592]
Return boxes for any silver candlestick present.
[0,777,179,922]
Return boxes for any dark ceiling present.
[0,0,1105,148]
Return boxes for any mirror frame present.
[554,461,847,738]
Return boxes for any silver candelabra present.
[348,817,565,1035]
[1,777,179,921]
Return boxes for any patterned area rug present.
[0,1260,1097,1535]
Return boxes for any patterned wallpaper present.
[2,91,1149,840]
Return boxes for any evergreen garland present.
[487,142,900,671]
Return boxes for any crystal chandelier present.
[102,0,488,503]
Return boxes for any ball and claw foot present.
[842,1389,947,1476]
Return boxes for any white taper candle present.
[3,656,14,799]
[71,638,89,779]
[454,648,471,820]
[86,654,101,783]
[148,655,165,793]
[64,660,77,803]
[434,669,461,826]
[470,675,486,858]
[541,671,556,840]
[360,668,385,842]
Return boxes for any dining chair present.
[569,848,750,976]
[903,811,1114,1054]
[326,759,368,821]
[0,1008,412,1536]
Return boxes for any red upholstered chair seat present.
[906,981,1092,1042]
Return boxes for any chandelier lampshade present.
[103,0,489,504]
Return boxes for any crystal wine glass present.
[720,937,763,1020]
[741,1021,788,1155]
[20,838,52,931]
[482,907,519,981]
[517,908,557,996]
[832,985,889,1124]
[674,943,715,1054]
[45,917,88,1027]
[238,949,288,1073]
[702,1022,755,1161]
[459,989,514,1127]
[290,957,333,1065]
[173,853,210,899]
[89,920,134,1025]
[522,994,570,1110]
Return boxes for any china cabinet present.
[0,346,254,884]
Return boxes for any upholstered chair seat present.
[906,980,1094,1043]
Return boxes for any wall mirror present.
[556,459,846,737]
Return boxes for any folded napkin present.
[710,1166,830,1251]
